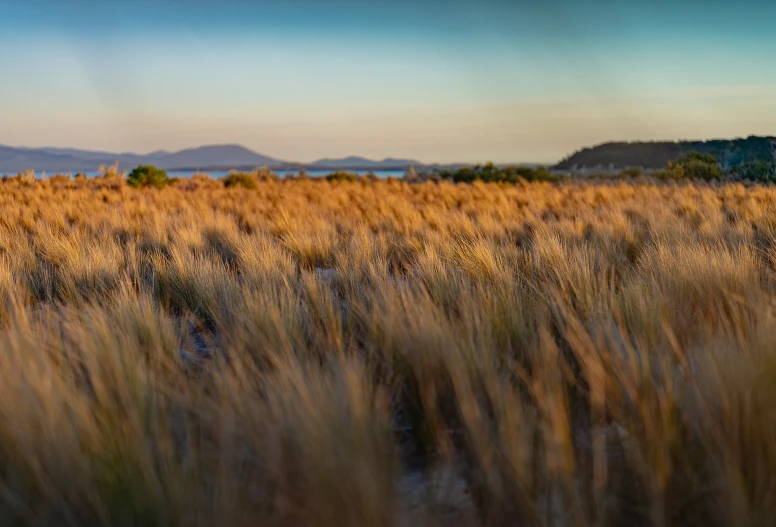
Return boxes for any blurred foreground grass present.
[0,176,774,526]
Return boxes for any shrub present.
[437,163,560,184]
[222,172,257,189]
[619,167,642,178]
[678,152,721,181]
[733,160,776,182]
[657,162,686,180]
[325,171,358,182]
[682,151,718,165]
[127,165,170,189]
[656,152,721,181]
[223,168,278,188]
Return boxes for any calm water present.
[26,169,407,180]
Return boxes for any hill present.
[153,144,277,170]
[0,144,427,173]
[310,156,421,169]
[555,136,776,170]
[0,144,278,173]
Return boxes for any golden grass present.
[0,176,774,526]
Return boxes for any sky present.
[0,0,774,164]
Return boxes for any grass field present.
[0,175,774,526]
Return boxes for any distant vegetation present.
[6,145,776,190]
[221,167,280,188]
[657,151,722,181]
[222,172,258,189]
[729,159,776,182]
[435,162,560,183]
[557,135,776,171]
[127,165,170,189]
[591,152,776,183]
[123,164,562,187]
[325,170,359,182]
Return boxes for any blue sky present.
[0,0,774,163]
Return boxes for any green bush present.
[325,171,358,182]
[436,163,560,184]
[222,172,257,189]
[619,168,642,178]
[657,162,686,180]
[127,166,169,189]
[657,152,721,181]
[732,160,776,182]
[677,152,721,181]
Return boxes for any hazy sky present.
[0,0,774,163]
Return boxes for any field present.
[0,175,775,526]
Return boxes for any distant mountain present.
[154,144,277,170]
[38,147,134,162]
[310,156,422,169]
[0,145,95,173]
[0,144,279,173]
[0,144,430,173]
[556,136,776,170]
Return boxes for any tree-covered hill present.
[556,136,776,170]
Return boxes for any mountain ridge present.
[555,136,776,170]
[0,144,426,173]
[309,156,422,169]
[0,144,278,173]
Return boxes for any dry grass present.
[0,176,774,526]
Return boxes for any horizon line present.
[0,142,552,167]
